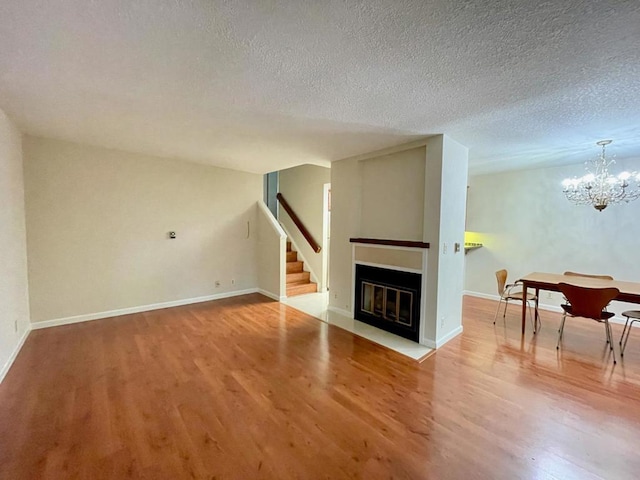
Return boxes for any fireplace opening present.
[355,264,421,342]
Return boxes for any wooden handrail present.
[276,193,322,253]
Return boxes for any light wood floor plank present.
[1,293,640,479]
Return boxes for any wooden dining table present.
[518,272,640,334]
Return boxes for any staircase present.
[286,241,317,296]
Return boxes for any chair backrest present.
[563,271,614,281]
[495,269,508,296]
[558,283,619,320]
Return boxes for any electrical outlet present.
[215,280,221,287]
[440,316,445,328]
[443,243,447,254]
[231,279,235,285]
[14,320,17,333]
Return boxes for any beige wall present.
[329,146,426,312]
[24,137,262,323]
[360,147,425,240]
[464,158,640,317]
[329,138,468,347]
[354,246,423,270]
[328,158,361,312]
[278,164,330,290]
[0,110,30,381]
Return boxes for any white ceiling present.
[1,1,639,175]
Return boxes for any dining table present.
[517,272,640,334]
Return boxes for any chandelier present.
[562,140,640,211]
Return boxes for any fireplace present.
[354,264,421,342]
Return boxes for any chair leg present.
[557,313,567,349]
[619,316,631,346]
[531,302,542,333]
[500,298,510,327]
[493,297,503,325]
[605,319,616,364]
[621,319,637,357]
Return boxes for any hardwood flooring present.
[1,294,640,479]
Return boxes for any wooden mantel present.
[349,238,430,249]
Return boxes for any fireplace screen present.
[361,282,413,326]
[354,264,421,342]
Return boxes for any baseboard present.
[421,326,464,349]
[463,290,500,302]
[258,289,286,301]
[463,290,629,325]
[30,288,260,330]
[435,326,464,347]
[0,326,31,384]
[422,339,437,349]
[327,305,353,318]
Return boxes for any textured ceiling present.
[1,1,639,174]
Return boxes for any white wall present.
[465,158,640,317]
[421,136,469,344]
[278,164,330,289]
[432,136,469,343]
[24,136,262,323]
[0,109,30,382]
[256,201,286,299]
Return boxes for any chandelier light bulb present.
[561,140,640,211]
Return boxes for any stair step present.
[287,282,318,297]
[286,271,311,284]
[286,251,297,262]
[286,261,304,273]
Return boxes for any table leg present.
[521,284,528,334]
[535,288,540,328]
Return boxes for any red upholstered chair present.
[557,283,620,364]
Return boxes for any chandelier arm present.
[561,140,640,210]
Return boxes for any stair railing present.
[276,193,322,253]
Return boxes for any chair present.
[493,269,540,332]
[620,310,640,357]
[562,272,614,310]
[563,271,614,281]
[557,283,620,364]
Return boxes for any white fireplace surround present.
[351,241,429,346]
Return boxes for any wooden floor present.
[1,294,640,479]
